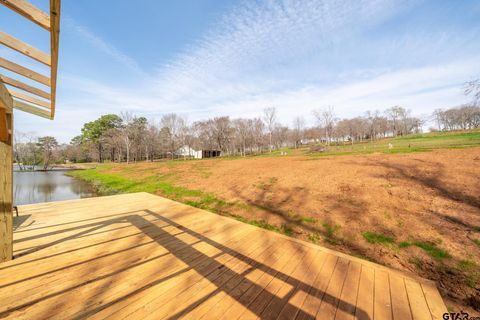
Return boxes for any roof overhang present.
[0,0,61,120]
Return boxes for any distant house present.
[176,146,221,159]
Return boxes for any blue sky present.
[1,0,479,142]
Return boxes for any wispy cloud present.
[153,0,412,105]
[142,0,478,120]
[63,17,147,77]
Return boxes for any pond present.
[13,170,96,206]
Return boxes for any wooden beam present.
[0,98,13,262]
[49,0,60,119]
[0,81,13,111]
[13,99,50,119]
[8,89,50,109]
[0,31,51,66]
[0,109,8,142]
[0,0,51,30]
[0,74,50,100]
[0,57,50,86]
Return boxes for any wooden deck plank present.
[6,212,193,271]
[149,235,289,320]
[0,193,448,319]
[3,233,201,315]
[1,213,241,309]
[421,283,449,320]
[232,245,310,319]
[374,269,393,320]
[94,227,272,319]
[5,222,254,319]
[334,261,362,320]
[296,253,339,320]
[355,265,375,320]
[258,249,323,319]
[275,251,329,320]
[217,241,308,319]
[1,214,225,290]
[66,227,260,319]
[390,275,413,320]
[197,244,323,320]
[316,257,350,319]
[405,279,433,320]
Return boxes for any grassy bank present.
[305,129,480,157]
[66,168,293,237]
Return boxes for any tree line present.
[13,79,480,166]
[431,80,480,131]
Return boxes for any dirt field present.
[73,147,480,312]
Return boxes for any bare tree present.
[144,124,160,161]
[211,117,233,153]
[465,79,480,105]
[160,113,186,159]
[432,105,480,131]
[120,112,134,163]
[37,136,59,170]
[292,116,305,148]
[273,125,289,149]
[263,107,277,153]
[313,106,336,145]
[385,106,408,136]
[13,131,40,170]
[14,131,30,171]
[234,119,249,156]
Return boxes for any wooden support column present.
[0,81,13,262]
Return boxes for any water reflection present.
[14,170,96,205]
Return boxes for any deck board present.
[0,192,447,319]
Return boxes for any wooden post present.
[0,82,13,262]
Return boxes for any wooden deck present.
[0,193,447,319]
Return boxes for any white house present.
[176,146,221,159]
[176,146,203,159]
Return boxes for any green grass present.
[322,223,341,244]
[67,168,234,216]
[306,129,480,158]
[280,224,294,236]
[299,216,317,224]
[394,131,480,141]
[234,216,277,231]
[257,147,292,157]
[466,275,479,288]
[457,259,477,271]
[233,216,293,236]
[382,147,432,154]
[398,241,411,248]
[68,169,200,198]
[308,232,321,244]
[455,260,480,288]
[400,240,451,259]
[362,231,395,245]
[473,239,480,247]
[408,257,424,269]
